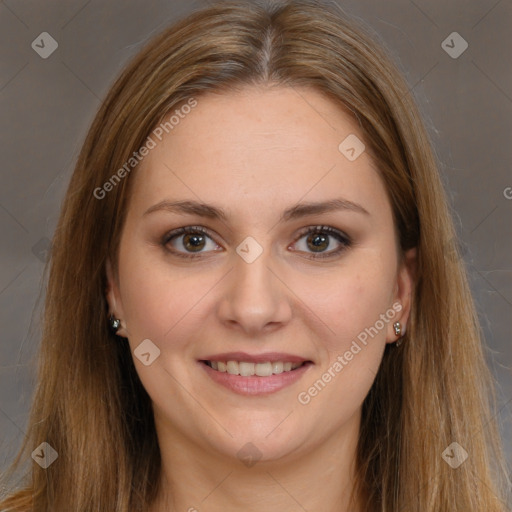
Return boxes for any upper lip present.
[200,352,311,364]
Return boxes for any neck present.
[149,410,363,512]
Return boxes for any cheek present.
[117,247,199,346]
[296,267,393,416]
[306,261,396,355]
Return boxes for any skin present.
[106,85,416,512]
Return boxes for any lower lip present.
[199,361,313,396]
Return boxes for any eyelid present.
[290,225,352,260]
[292,225,350,244]
[162,225,217,245]
[162,226,222,256]
[161,224,352,260]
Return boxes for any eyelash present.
[161,225,352,261]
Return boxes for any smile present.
[203,360,306,376]
[199,359,313,395]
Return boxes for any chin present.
[205,422,313,466]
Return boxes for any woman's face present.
[107,85,415,463]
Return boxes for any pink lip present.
[200,351,310,364]
[199,360,313,395]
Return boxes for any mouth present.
[198,354,314,395]
[200,359,311,376]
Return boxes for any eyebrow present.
[143,198,370,222]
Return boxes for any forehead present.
[128,86,389,225]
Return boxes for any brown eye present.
[162,226,220,258]
[292,226,352,260]
[182,232,206,252]
[306,231,330,252]
[162,225,351,261]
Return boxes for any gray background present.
[1,0,511,488]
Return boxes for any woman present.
[1,0,509,510]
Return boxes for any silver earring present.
[393,322,403,346]
[109,315,121,332]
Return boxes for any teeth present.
[255,362,273,377]
[272,362,284,374]
[207,360,305,376]
[226,361,238,375]
[239,362,255,376]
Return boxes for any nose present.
[217,244,293,337]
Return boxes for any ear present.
[386,247,417,344]
[105,258,129,338]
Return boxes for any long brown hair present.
[1,0,509,510]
